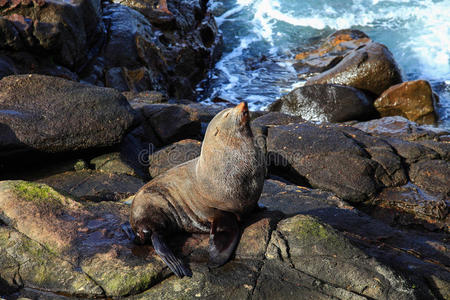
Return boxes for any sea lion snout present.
[235,101,250,125]
[236,101,248,112]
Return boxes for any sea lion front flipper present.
[208,211,240,268]
[151,232,193,278]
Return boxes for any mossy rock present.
[267,215,418,299]
[0,227,102,296]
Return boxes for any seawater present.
[199,0,450,129]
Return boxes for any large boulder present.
[294,29,371,74]
[258,115,449,202]
[0,74,135,156]
[374,80,437,124]
[306,42,403,96]
[268,84,377,122]
[0,180,166,297]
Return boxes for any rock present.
[0,0,221,100]
[0,180,166,297]
[352,116,449,141]
[409,160,450,195]
[140,104,202,145]
[123,90,168,105]
[0,74,135,156]
[90,152,137,177]
[258,179,448,300]
[37,170,145,202]
[374,80,437,124]
[0,226,103,297]
[266,123,379,201]
[386,138,440,164]
[370,183,449,232]
[0,0,103,69]
[1,179,448,298]
[294,29,371,74]
[265,215,419,299]
[306,42,403,96]
[148,139,201,178]
[268,84,377,122]
[97,1,221,99]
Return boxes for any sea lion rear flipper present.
[208,211,240,268]
[151,232,193,278]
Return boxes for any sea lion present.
[130,102,265,277]
[156,0,172,15]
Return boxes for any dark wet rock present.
[374,80,437,124]
[259,179,448,300]
[0,226,104,297]
[1,179,448,298]
[268,84,377,122]
[90,152,137,177]
[306,42,403,96]
[259,179,346,216]
[97,1,221,99]
[266,123,379,201]
[418,140,450,161]
[386,138,440,164]
[294,29,371,74]
[0,74,135,156]
[37,170,144,202]
[352,116,449,141]
[409,160,450,196]
[0,180,166,297]
[0,0,103,69]
[148,139,201,178]
[0,0,221,100]
[266,215,420,300]
[369,183,449,232]
[123,90,168,105]
[139,104,202,145]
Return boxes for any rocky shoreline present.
[0,0,449,299]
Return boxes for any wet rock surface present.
[374,80,437,124]
[268,84,377,122]
[148,139,201,178]
[257,114,449,225]
[0,0,221,100]
[37,170,145,202]
[0,74,135,156]
[294,29,371,74]
[305,42,403,96]
[1,179,448,299]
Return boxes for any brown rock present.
[306,42,403,96]
[294,29,371,73]
[148,139,202,178]
[409,160,450,195]
[352,116,448,141]
[374,80,437,124]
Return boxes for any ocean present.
[199,0,450,129]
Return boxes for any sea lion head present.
[204,101,252,143]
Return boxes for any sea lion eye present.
[214,128,219,136]
[224,112,230,118]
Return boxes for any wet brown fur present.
[130,103,265,243]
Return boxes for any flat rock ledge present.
[0,179,448,299]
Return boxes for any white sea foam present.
[204,0,450,127]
